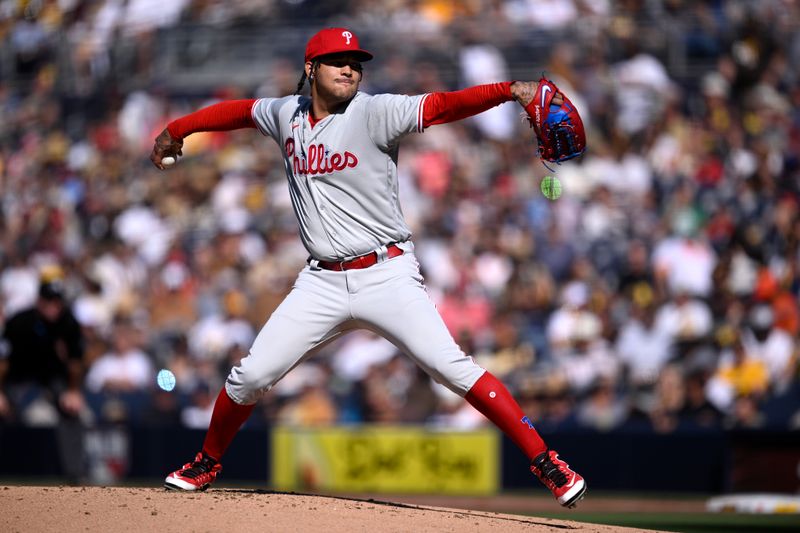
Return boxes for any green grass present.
[534,512,800,532]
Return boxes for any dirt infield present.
[391,493,706,514]
[0,485,662,532]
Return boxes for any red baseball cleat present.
[530,449,586,508]
[164,452,222,491]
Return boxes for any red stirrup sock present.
[201,386,256,461]
[465,371,547,460]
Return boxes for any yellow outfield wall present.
[272,426,499,495]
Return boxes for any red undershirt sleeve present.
[167,99,258,139]
[421,82,514,130]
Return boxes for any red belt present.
[315,243,404,271]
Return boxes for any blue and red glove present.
[524,77,586,164]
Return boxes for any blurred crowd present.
[1,0,800,442]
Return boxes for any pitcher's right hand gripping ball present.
[150,128,183,170]
[524,77,586,164]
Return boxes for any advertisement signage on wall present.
[272,426,499,495]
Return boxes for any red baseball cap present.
[304,27,373,63]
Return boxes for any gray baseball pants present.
[225,246,486,405]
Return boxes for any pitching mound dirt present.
[1,485,659,532]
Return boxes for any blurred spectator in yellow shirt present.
[707,332,769,413]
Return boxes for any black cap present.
[39,280,66,301]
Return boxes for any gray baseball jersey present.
[225,91,485,405]
[251,92,429,261]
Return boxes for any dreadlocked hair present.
[294,61,319,95]
[294,71,307,95]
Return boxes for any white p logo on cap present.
[342,31,353,45]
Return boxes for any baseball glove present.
[524,77,586,164]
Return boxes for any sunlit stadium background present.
[1,1,799,530]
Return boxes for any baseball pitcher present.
[152,27,586,508]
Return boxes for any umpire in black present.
[0,274,87,483]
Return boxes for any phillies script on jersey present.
[285,138,358,176]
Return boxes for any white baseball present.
[161,156,176,166]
